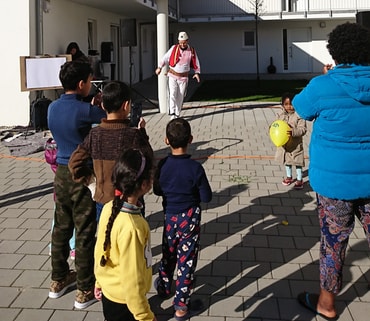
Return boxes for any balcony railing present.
[178,0,369,21]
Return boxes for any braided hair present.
[100,149,153,267]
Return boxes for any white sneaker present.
[74,288,97,309]
[48,270,77,299]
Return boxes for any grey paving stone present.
[48,310,87,321]
[0,254,24,268]
[13,309,53,321]
[10,288,47,309]
[12,270,49,288]
[0,240,25,253]
[1,218,27,229]
[209,295,244,318]
[0,308,21,321]
[0,209,26,218]
[0,95,367,321]
[0,286,22,307]
[16,240,47,254]
[0,269,23,286]
[17,228,48,241]
[18,208,47,219]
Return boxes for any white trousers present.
[168,76,188,116]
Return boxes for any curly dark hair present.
[327,22,370,65]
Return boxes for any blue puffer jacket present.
[293,64,370,200]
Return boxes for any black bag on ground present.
[30,97,52,131]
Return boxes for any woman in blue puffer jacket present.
[293,22,370,320]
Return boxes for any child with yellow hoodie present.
[94,149,157,321]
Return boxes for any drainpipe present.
[36,0,43,55]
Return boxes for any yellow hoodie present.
[94,200,154,321]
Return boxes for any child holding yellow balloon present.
[274,92,307,189]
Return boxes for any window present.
[243,31,255,48]
[282,0,295,12]
[88,19,97,51]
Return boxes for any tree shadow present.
[0,182,53,207]
[154,137,244,167]
[191,188,318,319]
[234,238,370,320]
[148,183,250,275]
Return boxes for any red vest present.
[169,44,198,70]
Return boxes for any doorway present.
[110,24,120,80]
[283,28,312,72]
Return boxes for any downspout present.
[36,0,44,55]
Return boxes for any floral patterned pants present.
[317,194,370,294]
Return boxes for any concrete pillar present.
[156,0,169,114]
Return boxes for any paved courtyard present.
[0,96,369,321]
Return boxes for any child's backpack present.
[44,138,58,173]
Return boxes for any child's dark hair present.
[281,92,295,104]
[100,149,153,267]
[166,118,191,149]
[102,81,131,113]
[59,61,93,91]
[327,22,370,65]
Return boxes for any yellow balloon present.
[269,120,290,147]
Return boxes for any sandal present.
[297,292,338,320]
[174,299,205,321]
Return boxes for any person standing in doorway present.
[155,31,201,119]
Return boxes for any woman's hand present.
[322,64,333,74]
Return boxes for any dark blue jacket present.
[153,154,212,213]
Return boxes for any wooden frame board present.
[20,54,72,91]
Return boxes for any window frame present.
[242,30,256,49]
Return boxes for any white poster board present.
[20,55,72,91]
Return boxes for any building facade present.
[1,0,369,125]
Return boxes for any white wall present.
[0,0,142,126]
[0,0,358,127]
[0,1,32,126]
[173,19,351,75]
[42,0,126,81]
